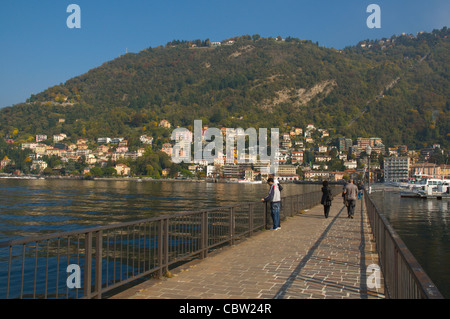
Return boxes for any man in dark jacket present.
[344,179,359,218]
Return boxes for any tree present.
[43,167,54,175]
[90,167,103,177]
[428,150,445,165]
[103,167,117,176]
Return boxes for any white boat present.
[401,182,450,199]
[237,180,262,184]
[412,178,450,191]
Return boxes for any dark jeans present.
[347,199,356,217]
[271,202,281,228]
[323,205,331,218]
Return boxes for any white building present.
[318,146,328,153]
[344,160,357,169]
[206,165,216,177]
[98,137,112,144]
[22,143,39,151]
[111,137,124,144]
[384,157,410,182]
[53,134,67,143]
[139,135,153,145]
[291,151,303,164]
[31,160,48,172]
[36,135,47,142]
[315,155,331,162]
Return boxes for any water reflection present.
[0,179,319,241]
[370,187,449,298]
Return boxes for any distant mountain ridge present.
[1,28,448,149]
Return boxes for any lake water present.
[0,178,318,241]
[369,185,449,298]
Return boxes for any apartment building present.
[384,157,410,182]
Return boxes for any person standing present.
[357,182,363,200]
[269,174,283,192]
[261,177,281,230]
[321,181,333,218]
[344,179,359,219]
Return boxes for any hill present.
[1,28,449,149]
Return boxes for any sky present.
[0,0,449,109]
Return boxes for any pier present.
[0,186,443,299]
[112,195,384,299]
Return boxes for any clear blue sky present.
[0,0,449,109]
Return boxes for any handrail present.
[363,188,444,299]
[0,186,341,299]
[0,200,264,248]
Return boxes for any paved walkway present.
[111,198,385,299]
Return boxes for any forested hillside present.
[1,28,448,149]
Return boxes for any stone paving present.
[111,198,385,299]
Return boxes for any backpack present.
[278,183,283,192]
[326,188,333,203]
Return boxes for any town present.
[1,118,448,184]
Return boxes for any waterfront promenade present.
[112,198,385,299]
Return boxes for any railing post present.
[201,211,208,259]
[164,218,169,275]
[249,204,254,236]
[157,219,163,278]
[94,230,103,299]
[229,207,235,245]
[264,201,269,230]
[290,196,294,217]
[84,232,92,299]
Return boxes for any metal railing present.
[363,188,444,299]
[0,186,341,299]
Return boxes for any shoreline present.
[0,174,303,184]
[0,173,205,183]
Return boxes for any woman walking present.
[321,181,333,218]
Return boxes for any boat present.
[401,182,450,199]
[237,180,262,184]
[389,174,450,191]
[410,178,450,191]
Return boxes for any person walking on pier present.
[357,182,363,199]
[321,181,333,218]
[342,180,349,207]
[344,179,359,219]
[261,177,281,230]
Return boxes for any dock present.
[401,193,450,199]
[111,199,385,299]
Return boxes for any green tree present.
[90,167,104,177]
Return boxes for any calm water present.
[370,186,449,298]
[0,178,318,241]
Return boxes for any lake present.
[0,178,318,241]
[369,185,449,298]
